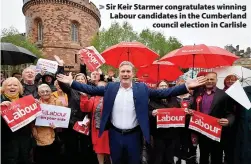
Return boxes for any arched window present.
[37,21,43,41]
[71,23,78,42]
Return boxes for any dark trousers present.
[175,128,197,164]
[34,142,60,164]
[221,128,236,163]
[109,128,142,164]
[62,129,98,164]
[199,135,223,164]
[150,136,175,164]
[1,135,33,164]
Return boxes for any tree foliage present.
[1,26,42,59]
[91,21,182,73]
[139,29,182,56]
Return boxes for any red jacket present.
[80,96,110,154]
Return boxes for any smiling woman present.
[1,77,23,100]
[32,83,63,163]
[0,77,34,164]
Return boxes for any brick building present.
[22,0,101,72]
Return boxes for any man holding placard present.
[191,72,235,164]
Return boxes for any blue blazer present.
[71,81,188,143]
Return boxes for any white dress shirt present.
[111,85,139,129]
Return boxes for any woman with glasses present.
[32,84,63,163]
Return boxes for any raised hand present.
[35,99,40,104]
[185,76,207,90]
[49,122,56,129]
[0,101,12,107]
[184,108,194,115]
[77,51,86,65]
[54,55,64,66]
[218,118,229,126]
[40,67,47,76]
[56,72,73,85]
[152,109,157,117]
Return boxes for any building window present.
[75,54,78,63]
[71,23,78,42]
[37,22,43,41]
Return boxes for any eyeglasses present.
[39,90,51,95]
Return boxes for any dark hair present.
[224,75,238,87]
[12,72,21,77]
[156,80,169,88]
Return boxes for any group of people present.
[0,54,250,164]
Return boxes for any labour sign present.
[189,111,222,142]
[0,95,41,132]
[156,108,186,128]
[80,46,105,72]
[73,115,90,135]
[36,58,58,74]
[73,121,90,135]
[35,104,71,128]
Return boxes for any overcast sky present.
[1,0,250,50]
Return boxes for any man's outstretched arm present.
[149,76,207,98]
[57,72,105,96]
[71,81,105,96]
[149,84,188,98]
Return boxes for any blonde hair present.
[119,61,135,73]
[119,61,134,69]
[1,77,24,95]
[74,73,87,82]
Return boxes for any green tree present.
[1,26,42,59]
[92,22,139,53]
[139,29,182,57]
[91,21,183,73]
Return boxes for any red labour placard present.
[1,95,41,132]
[156,108,186,128]
[80,46,105,72]
[73,121,90,135]
[189,111,222,142]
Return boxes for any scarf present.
[4,93,20,102]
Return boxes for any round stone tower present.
[22,0,101,72]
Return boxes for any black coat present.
[0,94,33,163]
[234,86,251,163]
[57,66,89,127]
[191,87,235,126]
[21,73,42,99]
[148,97,180,138]
[0,95,32,139]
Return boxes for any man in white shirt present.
[57,61,207,163]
